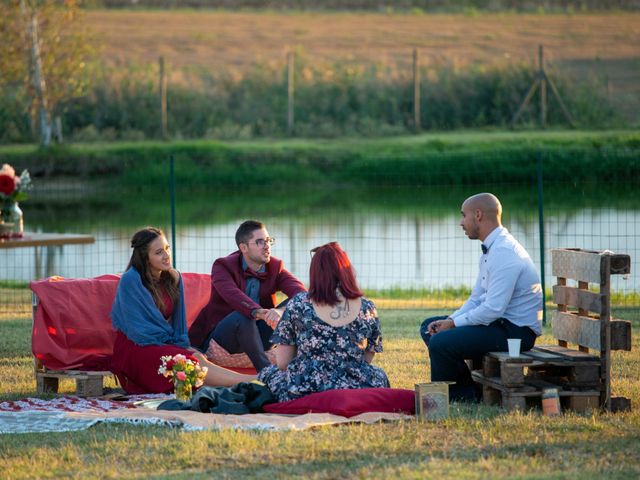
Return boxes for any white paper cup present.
[507,338,521,357]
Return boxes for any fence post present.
[170,154,177,268]
[511,44,574,129]
[159,56,168,139]
[539,46,546,128]
[413,48,421,132]
[287,51,295,136]
[537,151,547,325]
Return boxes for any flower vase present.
[174,380,192,402]
[0,201,23,238]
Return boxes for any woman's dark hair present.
[127,227,179,315]
[308,242,363,305]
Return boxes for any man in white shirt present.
[420,193,543,402]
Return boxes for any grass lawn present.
[1,309,639,478]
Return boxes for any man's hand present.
[428,318,455,335]
[254,308,283,329]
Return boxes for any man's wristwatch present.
[251,308,259,319]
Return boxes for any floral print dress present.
[258,292,390,402]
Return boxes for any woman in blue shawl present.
[111,227,255,394]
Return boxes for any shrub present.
[0,59,620,143]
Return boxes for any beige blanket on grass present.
[0,409,410,434]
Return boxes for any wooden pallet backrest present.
[551,249,631,352]
[551,248,631,410]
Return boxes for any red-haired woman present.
[258,242,389,401]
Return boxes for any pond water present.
[3,185,638,296]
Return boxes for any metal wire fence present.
[2,148,638,321]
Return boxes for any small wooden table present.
[0,232,95,279]
[0,232,95,249]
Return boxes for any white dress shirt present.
[450,226,543,336]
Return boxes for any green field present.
[2,130,639,184]
[1,310,639,478]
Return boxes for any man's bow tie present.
[481,244,488,254]
[244,269,267,280]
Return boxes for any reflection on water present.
[4,209,638,294]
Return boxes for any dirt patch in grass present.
[89,13,637,75]
[88,12,639,64]
[85,11,640,122]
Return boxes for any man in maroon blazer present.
[189,220,306,371]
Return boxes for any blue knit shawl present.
[111,267,190,348]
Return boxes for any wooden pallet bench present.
[471,349,601,412]
[35,365,113,397]
[477,349,601,388]
[30,273,214,398]
[31,286,115,398]
[473,371,601,412]
[472,248,632,412]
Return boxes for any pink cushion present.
[205,339,277,369]
[262,388,415,418]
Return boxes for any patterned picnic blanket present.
[0,394,163,413]
[0,394,168,433]
[0,395,409,434]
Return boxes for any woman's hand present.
[254,308,283,329]
[188,349,208,365]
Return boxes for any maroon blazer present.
[189,250,306,348]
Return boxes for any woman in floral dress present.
[258,242,389,401]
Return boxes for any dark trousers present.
[203,311,274,372]
[420,315,537,402]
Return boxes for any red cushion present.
[30,273,212,371]
[262,388,415,418]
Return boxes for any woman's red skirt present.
[111,331,193,394]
